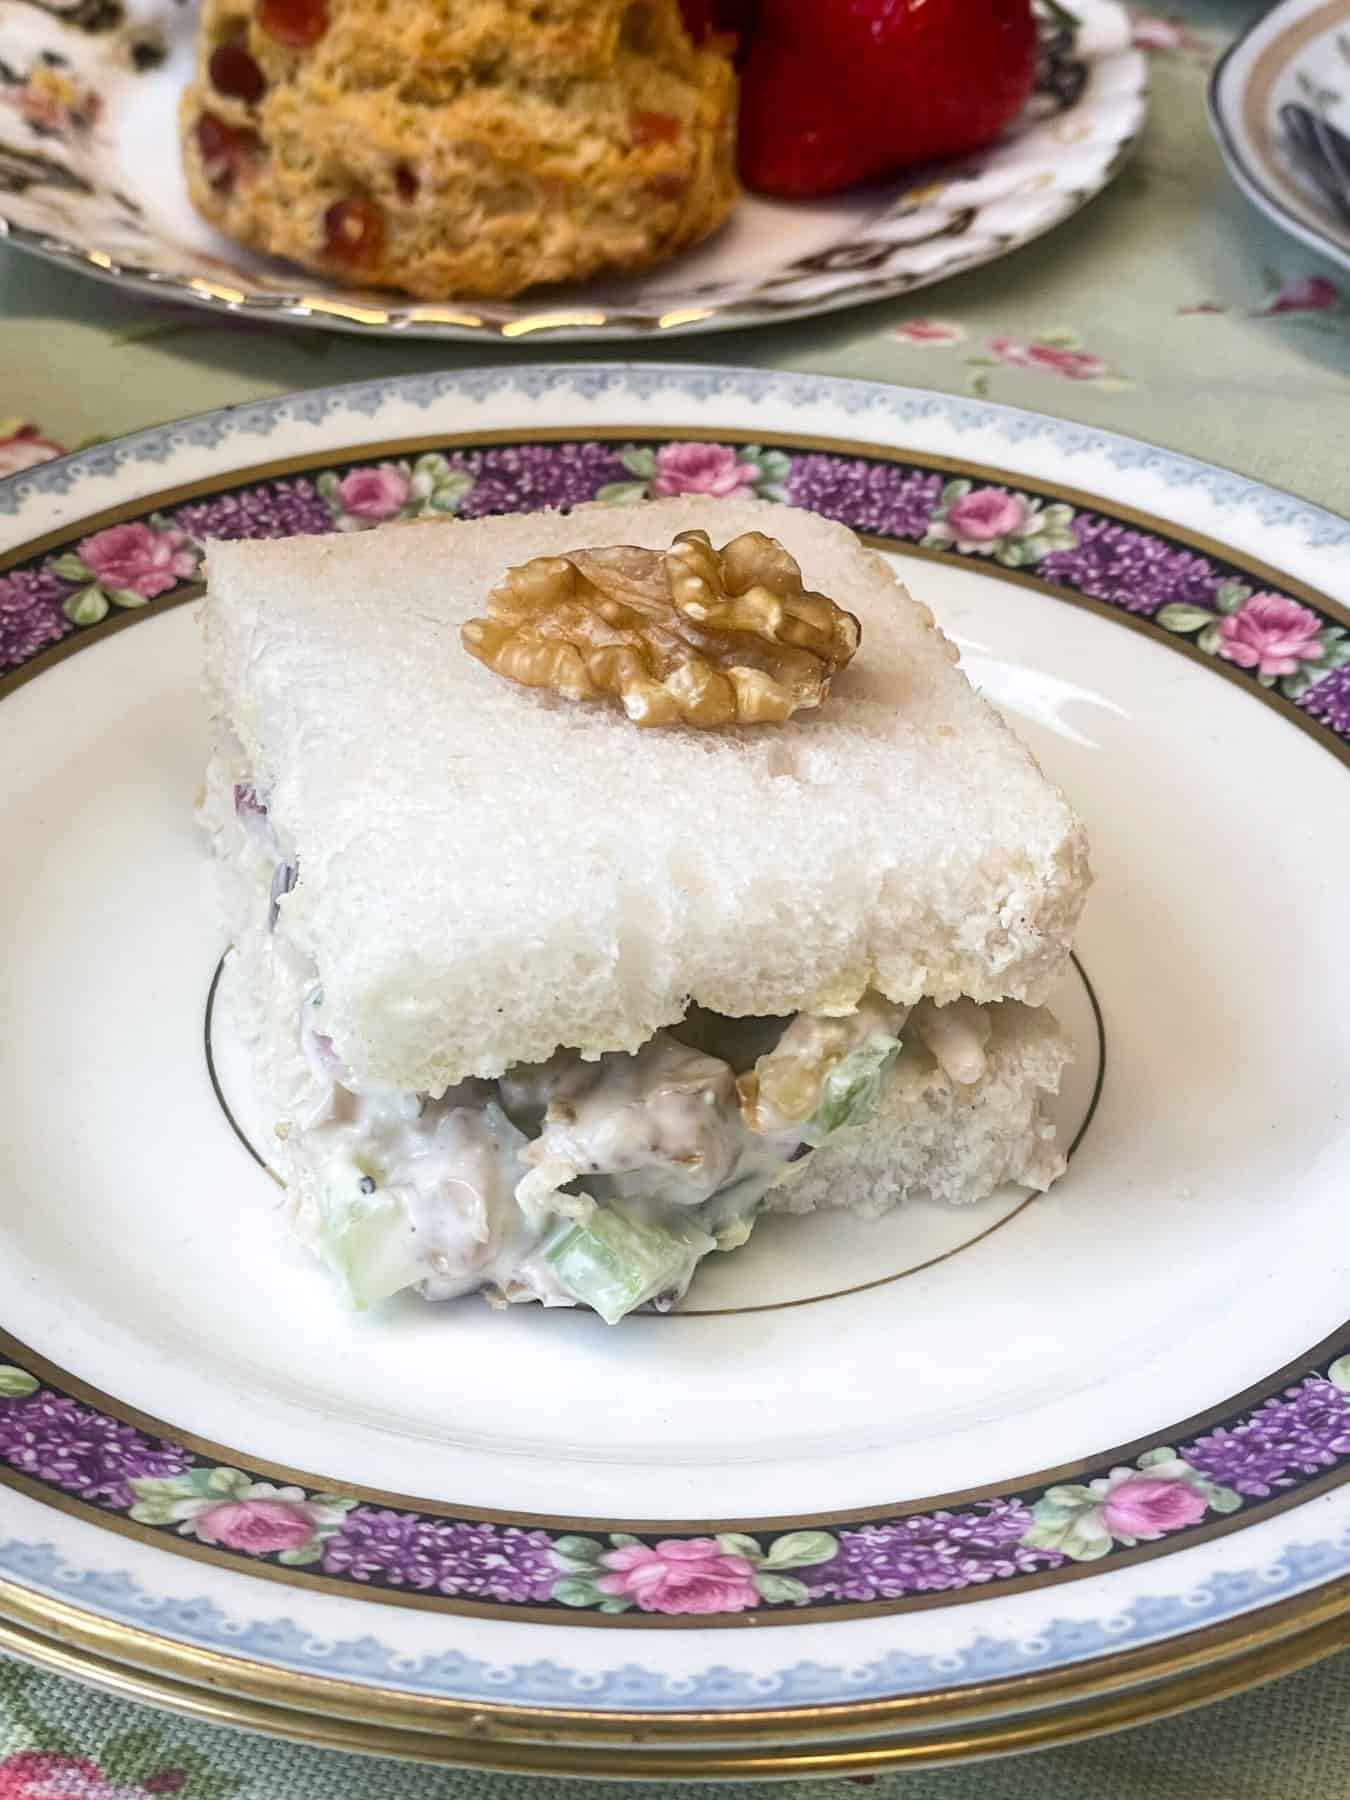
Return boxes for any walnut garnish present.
[460,528,861,728]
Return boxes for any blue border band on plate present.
[2,364,1349,545]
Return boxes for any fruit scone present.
[180,0,739,300]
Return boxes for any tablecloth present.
[4,1,1350,1791]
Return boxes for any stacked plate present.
[1,366,1349,1774]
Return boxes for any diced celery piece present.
[546,1207,713,1325]
[811,1035,902,1138]
[317,1156,424,1310]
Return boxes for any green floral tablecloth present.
[4,3,1350,1793]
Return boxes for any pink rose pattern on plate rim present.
[1,434,1349,1618]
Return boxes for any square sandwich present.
[200,496,1090,1322]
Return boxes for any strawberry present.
[738,0,1038,198]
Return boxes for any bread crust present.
[768,1002,1073,1217]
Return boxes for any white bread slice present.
[767,1002,1071,1218]
[202,496,1090,1095]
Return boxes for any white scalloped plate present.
[0,0,1144,340]
[1,366,1348,1777]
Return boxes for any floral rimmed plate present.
[1,365,1349,1776]
[0,0,1144,341]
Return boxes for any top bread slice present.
[202,496,1090,1095]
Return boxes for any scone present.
[179,0,739,300]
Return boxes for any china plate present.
[1209,0,1350,270]
[1,365,1349,1778]
[0,0,1144,342]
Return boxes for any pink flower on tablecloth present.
[1129,12,1207,52]
[333,462,411,520]
[1099,1475,1209,1538]
[0,424,64,479]
[944,487,1028,542]
[893,318,966,345]
[650,441,759,499]
[76,523,197,598]
[988,336,1108,381]
[1216,594,1324,678]
[1265,275,1340,314]
[0,1752,151,1800]
[597,1538,759,1614]
[189,1497,319,1553]
[0,1754,102,1800]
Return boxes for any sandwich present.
[199,495,1090,1323]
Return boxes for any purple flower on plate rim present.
[322,1510,558,1603]
[169,479,332,542]
[4,1357,1350,1614]
[458,442,632,515]
[1037,515,1223,618]
[1299,662,1350,736]
[0,1376,192,1511]
[0,566,73,668]
[783,454,942,540]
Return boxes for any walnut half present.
[460,528,861,728]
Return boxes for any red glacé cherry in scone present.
[208,41,265,104]
[738,0,1038,197]
[194,111,261,192]
[257,0,328,48]
[324,196,385,265]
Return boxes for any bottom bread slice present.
[766,1002,1070,1220]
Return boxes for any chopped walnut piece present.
[460,528,861,729]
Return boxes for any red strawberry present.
[738,0,1037,198]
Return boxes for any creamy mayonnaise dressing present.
[229,782,999,1321]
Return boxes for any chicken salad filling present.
[229,779,994,1324]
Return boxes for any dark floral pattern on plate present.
[2,437,1347,753]
[3,1356,1350,1617]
